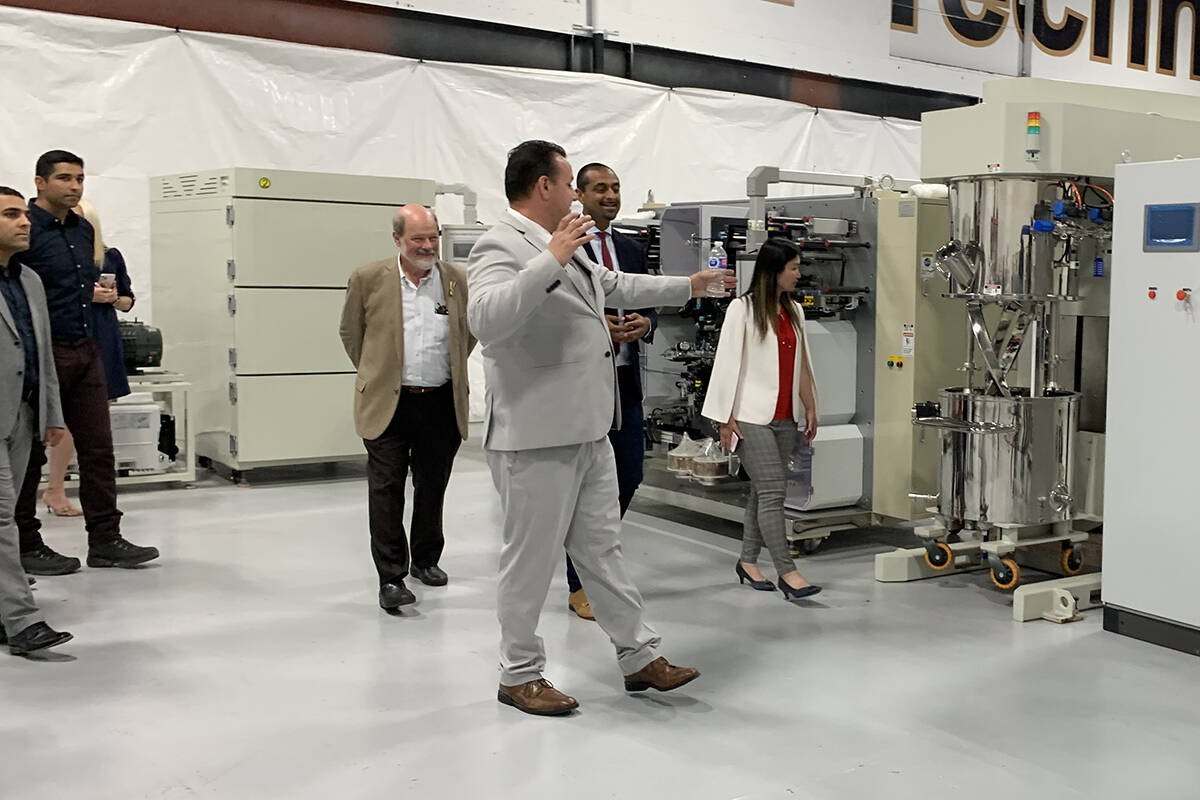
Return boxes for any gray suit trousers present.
[1,401,43,635]
[486,437,661,686]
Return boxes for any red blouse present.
[774,308,797,421]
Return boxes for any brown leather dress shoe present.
[623,657,700,693]
[497,679,579,716]
[568,589,595,621]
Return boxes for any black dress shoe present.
[21,544,81,576]
[735,562,775,591]
[87,537,160,568]
[410,565,448,587]
[379,580,416,609]
[778,578,822,600]
[8,621,73,655]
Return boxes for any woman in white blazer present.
[701,238,821,600]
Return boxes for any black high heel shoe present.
[735,562,776,591]
[778,578,822,600]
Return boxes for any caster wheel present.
[924,541,953,570]
[197,456,212,469]
[799,538,823,556]
[990,557,1021,591]
[1061,546,1083,576]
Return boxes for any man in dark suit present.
[0,187,72,655]
[14,150,158,574]
[562,163,655,621]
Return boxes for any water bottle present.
[787,437,814,510]
[706,234,728,297]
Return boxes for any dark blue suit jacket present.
[585,229,657,404]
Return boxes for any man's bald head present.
[393,204,440,274]
[392,204,438,238]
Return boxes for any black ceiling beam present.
[6,0,976,119]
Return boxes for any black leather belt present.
[401,384,446,394]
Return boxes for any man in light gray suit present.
[468,141,734,715]
[0,187,72,656]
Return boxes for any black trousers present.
[566,364,644,593]
[363,384,461,586]
[17,340,122,550]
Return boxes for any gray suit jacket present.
[468,215,691,452]
[0,264,64,440]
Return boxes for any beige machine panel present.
[871,197,960,521]
[232,289,350,374]
[232,374,362,465]
[150,199,237,444]
[981,77,1200,120]
[232,199,395,287]
[152,167,437,206]
[922,102,1200,181]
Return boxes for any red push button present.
[1149,290,1157,299]
[1178,289,1191,302]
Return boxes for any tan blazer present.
[339,257,475,441]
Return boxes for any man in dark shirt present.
[0,186,73,655]
[12,151,159,574]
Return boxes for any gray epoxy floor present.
[2,445,1197,800]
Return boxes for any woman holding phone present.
[40,200,134,516]
[77,200,134,400]
[701,237,821,600]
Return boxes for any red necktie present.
[596,231,614,270]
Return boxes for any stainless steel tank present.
[937,177,1075,302]
[930,388,1079,526]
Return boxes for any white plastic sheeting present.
[0,5,920,324]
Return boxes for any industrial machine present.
[874,79,1200,620]
[638,170,963,549]
[1102,158,1200,656]
[440,223,487,266]
[119,319,163,374]
[150,167,444,479]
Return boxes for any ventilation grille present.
[159,173,223,198]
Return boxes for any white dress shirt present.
[506,208,551,247]
[588,224,623,273]
[399,256,451,387]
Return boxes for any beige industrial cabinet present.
[871,196,961,521]
[150,168,437,476]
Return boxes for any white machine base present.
[1012,574,1102,623]
[875,519,1093,613]
[874,538,985,582]
[786,510,875,556]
